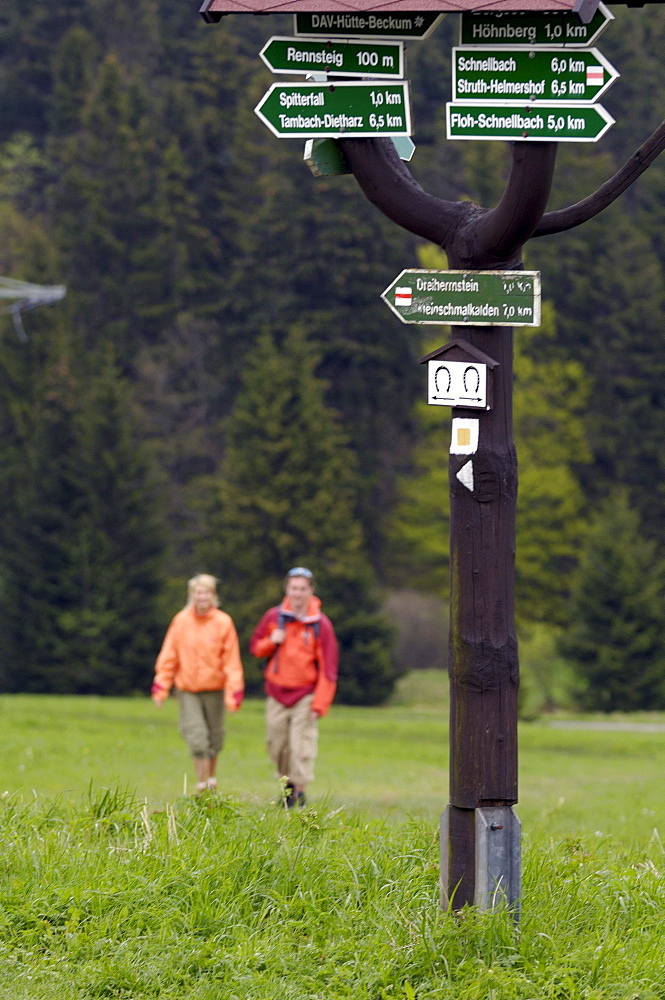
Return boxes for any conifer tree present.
[0,339,167,694]
[200,325,395,704]
[560,490,665,712]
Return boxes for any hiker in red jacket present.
[249,567,338,808]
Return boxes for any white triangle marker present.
[456,460,474,492]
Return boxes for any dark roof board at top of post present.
[200,1,598,15]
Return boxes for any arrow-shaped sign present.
[255,81,412,139]
[382,269,541,327]
[460,2,614,48]
[260,36,404,79]
[446,102,614,143]
[294,12,444,40]
[453,46,619,105]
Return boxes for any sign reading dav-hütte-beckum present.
[294,12,443,40]
[382,270,541,327]
[260,36,405,79]
[446,102,614,142]
[452,46,619,104]
[255,81,412,139]
[459,2,614,48]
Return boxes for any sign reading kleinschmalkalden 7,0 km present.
[255,82,412,139]
[382,270,541,327]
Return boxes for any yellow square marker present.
[457,428,471,447]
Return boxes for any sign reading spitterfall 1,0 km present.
[255,82,412,139]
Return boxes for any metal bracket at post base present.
[440,805,521,919]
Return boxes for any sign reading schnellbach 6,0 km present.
[382,270,541,327]
[453,47,619,104]
[255,82,412,139]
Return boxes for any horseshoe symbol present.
[434,365,452,394]
[463,366,480,394]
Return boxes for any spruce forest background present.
[0,2,663,709]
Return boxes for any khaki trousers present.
[266,693,318,788]
[178,690,225,758]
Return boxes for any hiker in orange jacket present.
[249,567,338,808]
[152,574,244,795]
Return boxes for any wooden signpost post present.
[204,0,665,917]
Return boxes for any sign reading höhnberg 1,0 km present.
[381,270,541,327]
[254,82,412,138]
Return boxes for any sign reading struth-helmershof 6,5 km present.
[452,47,618,104]
[447,3,619,143]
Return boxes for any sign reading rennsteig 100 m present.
[382,270,541,327]
[260,36,404,79]
[255,82,412,139]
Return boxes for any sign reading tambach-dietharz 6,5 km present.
[453,47,619,104]
[382,270,541,327]
[255,82,412,139]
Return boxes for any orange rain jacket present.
[152,605,244,711]
[249,595,338,717]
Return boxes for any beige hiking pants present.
[266,693,318,788]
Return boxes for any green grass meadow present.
[2,675,665,998]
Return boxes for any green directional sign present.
[260,36,404,80]
[381,270,541,327]
[446,102,614,143]
[294,12,443,40]
[453,47,618,104]
[460,1,614,48]
[255,82,412,139]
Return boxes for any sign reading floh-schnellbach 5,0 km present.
[255,82,412,138]
[447,102,613,142]
[382,270,541,327]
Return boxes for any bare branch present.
[341,138,557,269]
[473,142,557,265]
[534,119,665,237]
[338,137,466,250]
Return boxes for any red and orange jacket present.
[249,595,338,717]
[152,605,244,711]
